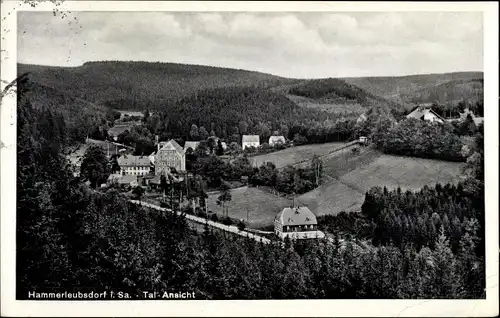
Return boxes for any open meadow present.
[207,186,294,229]
[249,141,346,168]
[216,147,465,228]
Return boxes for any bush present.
[210,213,219,222]
[237,220,246,231]
[222,217,233,226]
[197,211,207,219]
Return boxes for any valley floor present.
[209,146,464,229]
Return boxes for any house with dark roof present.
[406,106,445,124]
[117,155,152,176]
[154,139,186,174]
[274,206,325,240]
[242,135,260,150]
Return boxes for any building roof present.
[107,173,122,181]
[117,155,151,167]
[406,107,445,122]
[184,141,200,151]
[108,124,133,137]
[275,206,317,226]
[158,139,184,154]
[269,136,286,144]
[118,175,138,185]
[242,135,260,143]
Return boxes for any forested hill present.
[18,61,295,110]
[19,76,114,143]
[343,71,483,105]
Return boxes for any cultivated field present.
[207,186,294,229]
[249,142,347,169]
[297,152,464,216]
[220,147,465,228]
[285,94,366,115]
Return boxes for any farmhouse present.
[154,140,186,174]
[274,206,325,240]
[269,135,286,146]
[406,106,445,124]
[117,155,152,176]
[242,135,260,150]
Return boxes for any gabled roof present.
[184,141,200,151]
[108,124,133,137]
[406,107,445,122]
[275,206,317,226]
[117,155,151,167]
[158,139,184,154]
[118,175,137,184]
[242,135,260,143]
[269,136,286,144]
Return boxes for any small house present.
[406,106,444,124]
[242,135,260,150]
[269,135,286,146]
[117,155,152,176]
[274,206,325,240]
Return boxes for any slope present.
[18,61,294,111]
[343,71,483,105]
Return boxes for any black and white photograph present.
[1,1,498,317]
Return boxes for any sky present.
[17,11,483,78]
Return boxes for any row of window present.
[282,224,317,232]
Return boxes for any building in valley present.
[242,135,260,150]
[406,106,445,124]
[154,139,186,174]
[183,141,200,153]
[274,206,325,240]
[268,135,286,146]
[117,155,152,176]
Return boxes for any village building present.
[117,155,152,176]
[118,175,138,188]
[242,135,260,150]
[274,206,325,240]
[406,106,445,124]
[107,124,134,141]
[184,141,200,153]
[269,135,286,146]
[356,113,367,124]
[154,139,186,174]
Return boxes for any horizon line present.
[16,59,484,80]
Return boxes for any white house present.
[154,140,186,173]
[274,206,325,240]
[242,135,260,150]
[117,155,152,176]
[269,135,286,146]
[406,106,445,124]
[184,141,200,153]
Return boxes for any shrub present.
[210,213,219,222]
[222,217,233,226]
[237,220,246,231]
[197,211,207,219]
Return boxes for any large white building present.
[274,206,325,240]
[117,155,152,176]
[154,140,186,173]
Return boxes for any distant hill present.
[271,77,403,117]
[18,61,294,111]
[343,72,483,106]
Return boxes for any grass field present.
[249,142,346,169]
[207,186,293,229]
[219,148,465,229]
[296,151,464,217]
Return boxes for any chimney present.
[155,135,159,145]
